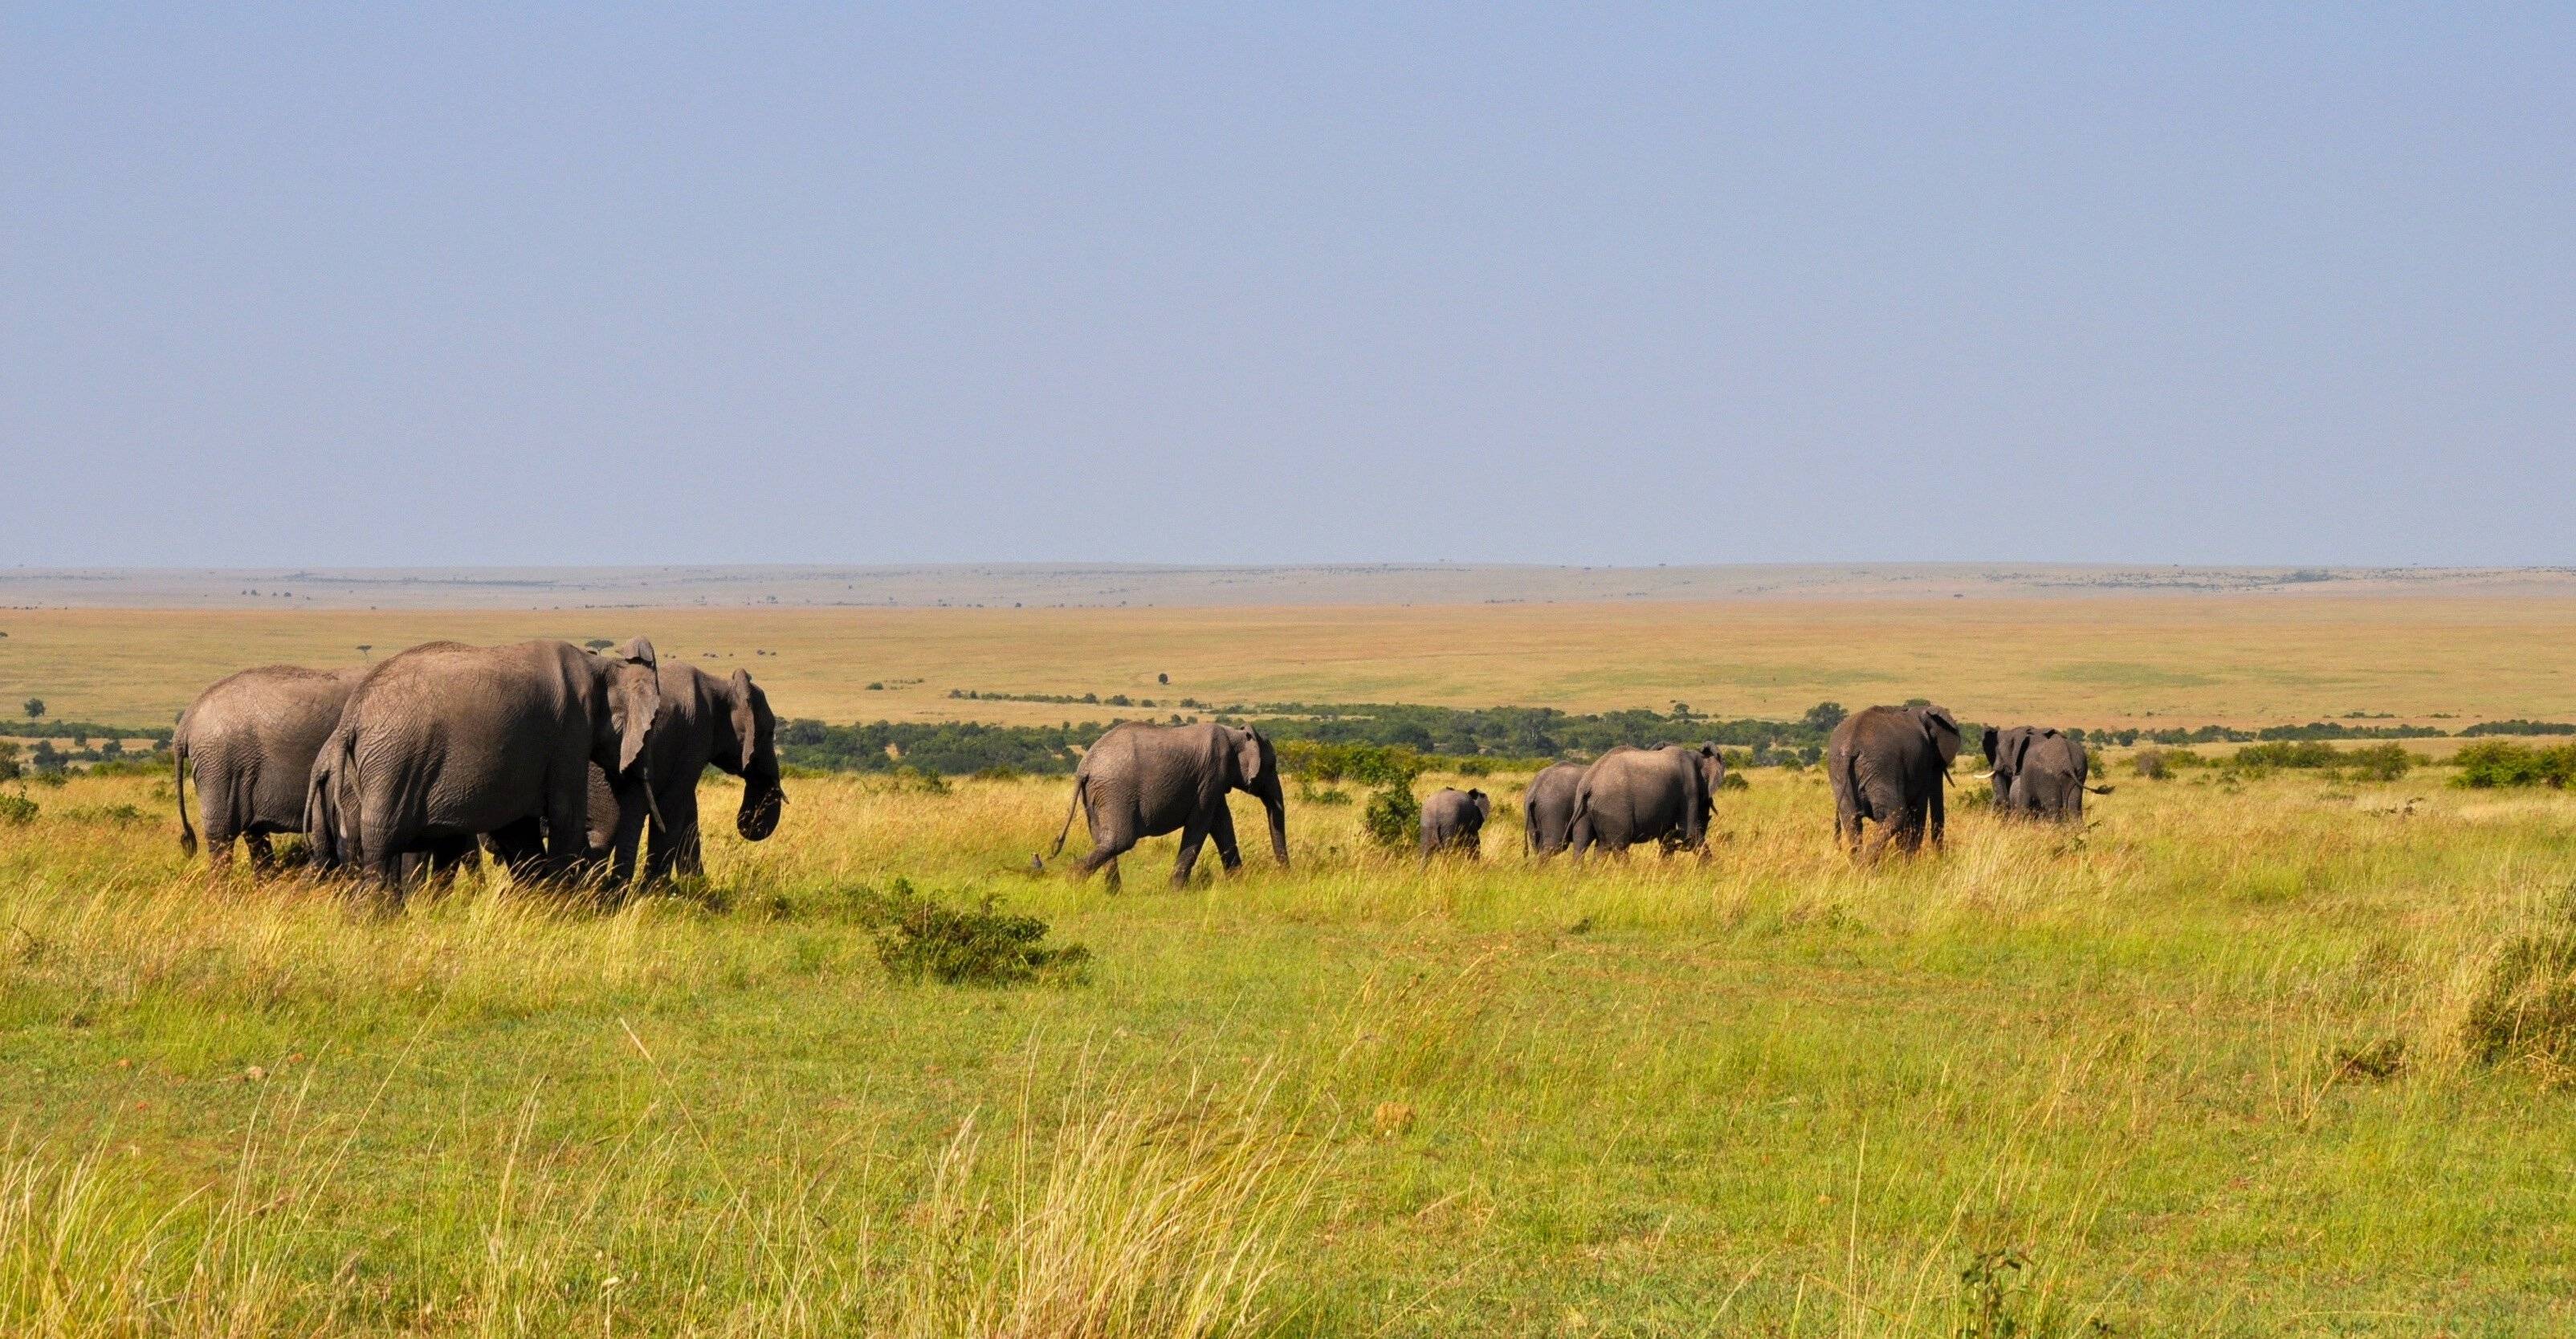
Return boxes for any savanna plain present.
[4,596,2576,1337]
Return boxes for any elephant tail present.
[303,731,352,869]
[1048,772,1088,859]
[173,735,196,857]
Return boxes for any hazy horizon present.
[7,6,2570,569]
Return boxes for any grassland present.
[9,596,2576,731]
[3,754,2574,1335]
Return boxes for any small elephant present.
[1980,726,2111,823]
[173,664,365,873]
[1521,762,1586,858]
[1419,788,1492,865]
[307,638,663,894]
[1828,703,1962,859]
[1049,722,1287,890]
[1569,743,1726,860]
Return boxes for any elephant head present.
[1225,725,1290,867]
[724,667,786,841]
[1466,788,1493,824]
[1979,725,2037,801]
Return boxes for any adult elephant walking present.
[1419,788,1492,865]
[1980,726,2109,823]
[1568,743,1726,860]
[1521,761,1586,858]
[1048,722,1286,890]
[1828,704,1963,859]
[308,639,663,894]
[173,665,363,872]
[488,661,787,885]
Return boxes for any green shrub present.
[0,792,35,825]
[860,880,1089,987]
[1363,783,1420,850]
[2343,743,2417,782]
[2452,742,2576,789]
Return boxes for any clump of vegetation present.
[2451,741,2576,789]
[883,765,952,795]
[862,879,1090,986]
[1363,784,1420,850]
[2460,896,2576,1085]
[0,792,35,825]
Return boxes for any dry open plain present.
[6,594,2576,733]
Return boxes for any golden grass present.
[10,596,2576,730]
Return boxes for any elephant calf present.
[1521,762,1585,858]
[1827,703,1963,860]
[1419,788,1491,865]
[1569,743,1726,860]
[1980,726,2111,823]
[1049,722,1287,890]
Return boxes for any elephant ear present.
[730,669,760,773]
[1233,729,1266,788]
[1922,708,1962,767]
[1980,726,2000,767]
[613,661,660,775]
[618,637,658,670]
[1471,789,1491,820]
[2008,728,2035,776]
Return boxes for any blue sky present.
[5,4,2569,568]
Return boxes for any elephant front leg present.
[1170,815,1214,889]
[1209,804,1245,873]
[243,831,277,878]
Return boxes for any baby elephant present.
[1419,788,1493,865]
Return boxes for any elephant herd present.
[173,637,785,898]
[1033,705,2108,888]
[170,646,2103,899]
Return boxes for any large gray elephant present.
[1419,788,1492,865]
[1047,722,1286,890]
[1828,704,1963,859]
[173,665,364,872]
[1521,761,1586,858]
[305,638,662,893]
[483,661,786,885]
[1980,726,2110,823]
[1569,743,1726,860]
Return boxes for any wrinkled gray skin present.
[1828,704,1963,859]
[1048,722,1286,890]
[306,639,662,895]
[1570,744,1726,860]
[1980,726,2111,823]
[1419,788,1493,865]
[483,662,786,885]
[1521,762,1586,858]
[173,665,365,873]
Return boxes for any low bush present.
[0,793,35,825]
[2452,742,2576,789]
[861,880,1090,987]
[1362,783,1420,850]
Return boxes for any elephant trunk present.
[737,767,785,841]
[1258,777,1289,868]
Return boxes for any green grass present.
[2,762,2574,1335]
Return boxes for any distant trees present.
[21,698,42,720]
[584,639,615,652]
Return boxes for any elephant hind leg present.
[243,831,278,878]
